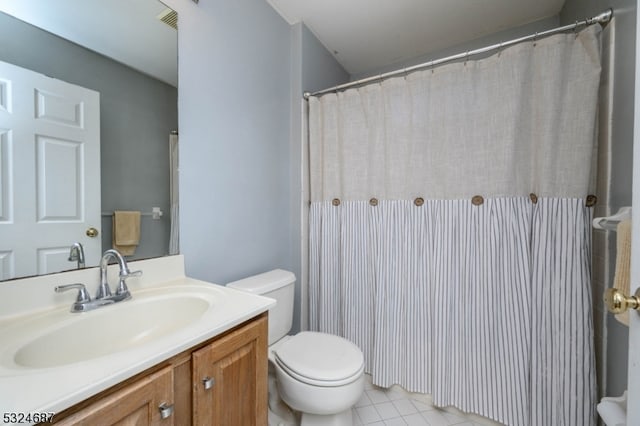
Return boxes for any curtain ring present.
[586,195,598,207]
[464,51,469,66]
[414,197,424,206]
[529,193,538,204]
[369,198,379,206]
[497,41,503,57]
[533,32,538,46]
[429,60,435,74]
[332,198,341,206]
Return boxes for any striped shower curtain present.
[308,26,602,426]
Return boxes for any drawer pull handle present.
[158,402,174,419]
[203,376,215,390]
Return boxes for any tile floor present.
[354,375,502,426]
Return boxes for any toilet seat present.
[274,332,364,387]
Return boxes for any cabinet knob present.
[202,376,215,390]
[158,402,174,419]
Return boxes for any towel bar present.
[101,207,163,220]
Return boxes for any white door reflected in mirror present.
[0,60,101,280]
[0,0,178,280]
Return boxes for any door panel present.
[0,130,10,223]
[35,88,85,127]
[36,135,83,220]
[627,2,640,421]
[37,247,76,275]
[0,60,100,279]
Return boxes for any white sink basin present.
[14,295,209,368]
[0,285,218,370]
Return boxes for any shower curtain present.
[169,132,179,255]
[308,26,602,426]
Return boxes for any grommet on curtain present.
[586,195,598,207]
[529,193,538,204]
[471,195,484,206]
[369,198,379,206]
[414,197,424,206]
[332,198,341,206]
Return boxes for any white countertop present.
[0,256,275,424]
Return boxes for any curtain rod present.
[303,8,613,100]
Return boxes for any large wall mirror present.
[0,0,178,281]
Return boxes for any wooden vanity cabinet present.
[47,313,268,426]
[192,313,268,425]
[53,366,174,426]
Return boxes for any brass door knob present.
[86,227,99,238]
[603,288,640,314]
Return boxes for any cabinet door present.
[192,315,268,426]
[53,366,174,426]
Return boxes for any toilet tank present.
[226,269,295,345]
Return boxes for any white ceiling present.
[0,0,178,87]
[1,1,566,86]
[267,0,566,75]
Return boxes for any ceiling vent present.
[157,8,178,30]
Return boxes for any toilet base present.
[300,409,352,426]
[268,368,297,426]
[268,408,298,426]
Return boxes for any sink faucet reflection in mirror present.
[68,242,85,269]
[55,249,143,313]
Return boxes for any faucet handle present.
[115,270,141,297]
[55,283,91,303]
[120,269,143,279]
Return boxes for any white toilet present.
[227,269,364,426]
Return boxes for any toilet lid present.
[274,332,364,384]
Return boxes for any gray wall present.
[290,24,350,332]
[175,0,293,286]
[301,26,351,94]
[149,0,348,334]
[174,1,348,320]
[0,12,178,262]
[561,0,637,399]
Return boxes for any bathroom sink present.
[7,288,211,369]
[0,257,277,420]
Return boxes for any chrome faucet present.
[55,249,142,313]
[98,249,142,300]
[55,283,112,312]
[68,242,85,269]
